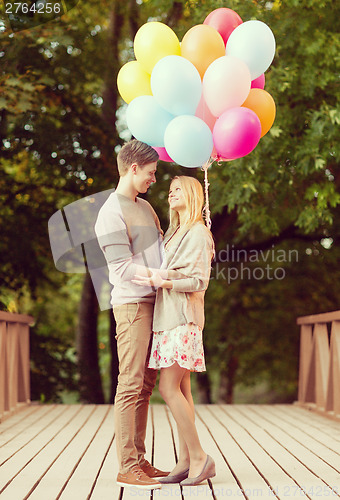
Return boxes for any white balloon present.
[203,56,251,117]
[164,115,213,168]
[226,20,276,80]
[151,55,202,116]
[126,96,174,147]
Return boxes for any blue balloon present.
[126,96,174,147]
[151,55,202,116]
[226,20,276,80]
[164,115,213,168]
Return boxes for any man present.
[95,140,169,489]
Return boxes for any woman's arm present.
[167,228,214,292]
[133,227,213,292]
[131,271,173,289]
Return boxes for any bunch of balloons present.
[117,8,276,168]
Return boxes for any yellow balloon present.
[134,22,181,74]
[117,61,152,104]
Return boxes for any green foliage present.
[29,274,81,403]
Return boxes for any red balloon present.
[203,8,243,45]
[251,73,265,90]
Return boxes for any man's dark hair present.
[117,139,159,176]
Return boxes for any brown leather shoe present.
[117,467,162,489]
[140,459,170,478]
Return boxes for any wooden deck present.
[0,404,339,499]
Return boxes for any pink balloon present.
[251,73,265,89]
[213,107,261,160]
[195,94,216,132]
[153,146,174,162]
[204,8,243,45]
[211,145,230,162]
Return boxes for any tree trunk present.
[76,272,105,403]
[218,355,239,404]
[101,0,125,148]
[196,372,212,403]
[100,0,126,399]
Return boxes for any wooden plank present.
[0,405,56,446]
[57,406,113,499]
[287,405,340,441]
[1,403,339,499]
[22,405,102,500]
[259,405,340,470]
[271,405,340,454]
[0,405,68,466]
[0,405,43,434]
[0,311,34,325]
[0,406,86,499]
[228,405,339,494]
[202,405,301,496]
[198,404,258,498]
[197,405,281,498]
[89,409,120,500]
[0,405,81,496]
[297,310,340,325]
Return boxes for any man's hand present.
[131,271,172,289]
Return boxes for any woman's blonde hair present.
[169,175,215,258]
[169,176,204,229]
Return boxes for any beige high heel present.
[180,455,216,486]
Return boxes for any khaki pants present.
[112,302,157,474]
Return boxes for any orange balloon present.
[241,89,276,137]
[181,25,225,79]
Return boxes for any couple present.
[95,139,216,490]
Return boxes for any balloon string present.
[201,157,214,230]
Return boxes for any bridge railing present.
[0,311,34,421]
[297,310,340,419]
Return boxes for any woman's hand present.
[131,271,172,289]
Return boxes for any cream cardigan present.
[152,222,214,332]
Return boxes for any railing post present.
[298,324,313,403]
[297,310,340,420]
[313,323,330,410]
[326,321,340,414]
[0,312,34,421]
[0,320,7,417]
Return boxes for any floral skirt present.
[148,323,206,372]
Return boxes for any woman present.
[132,175,216,486]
